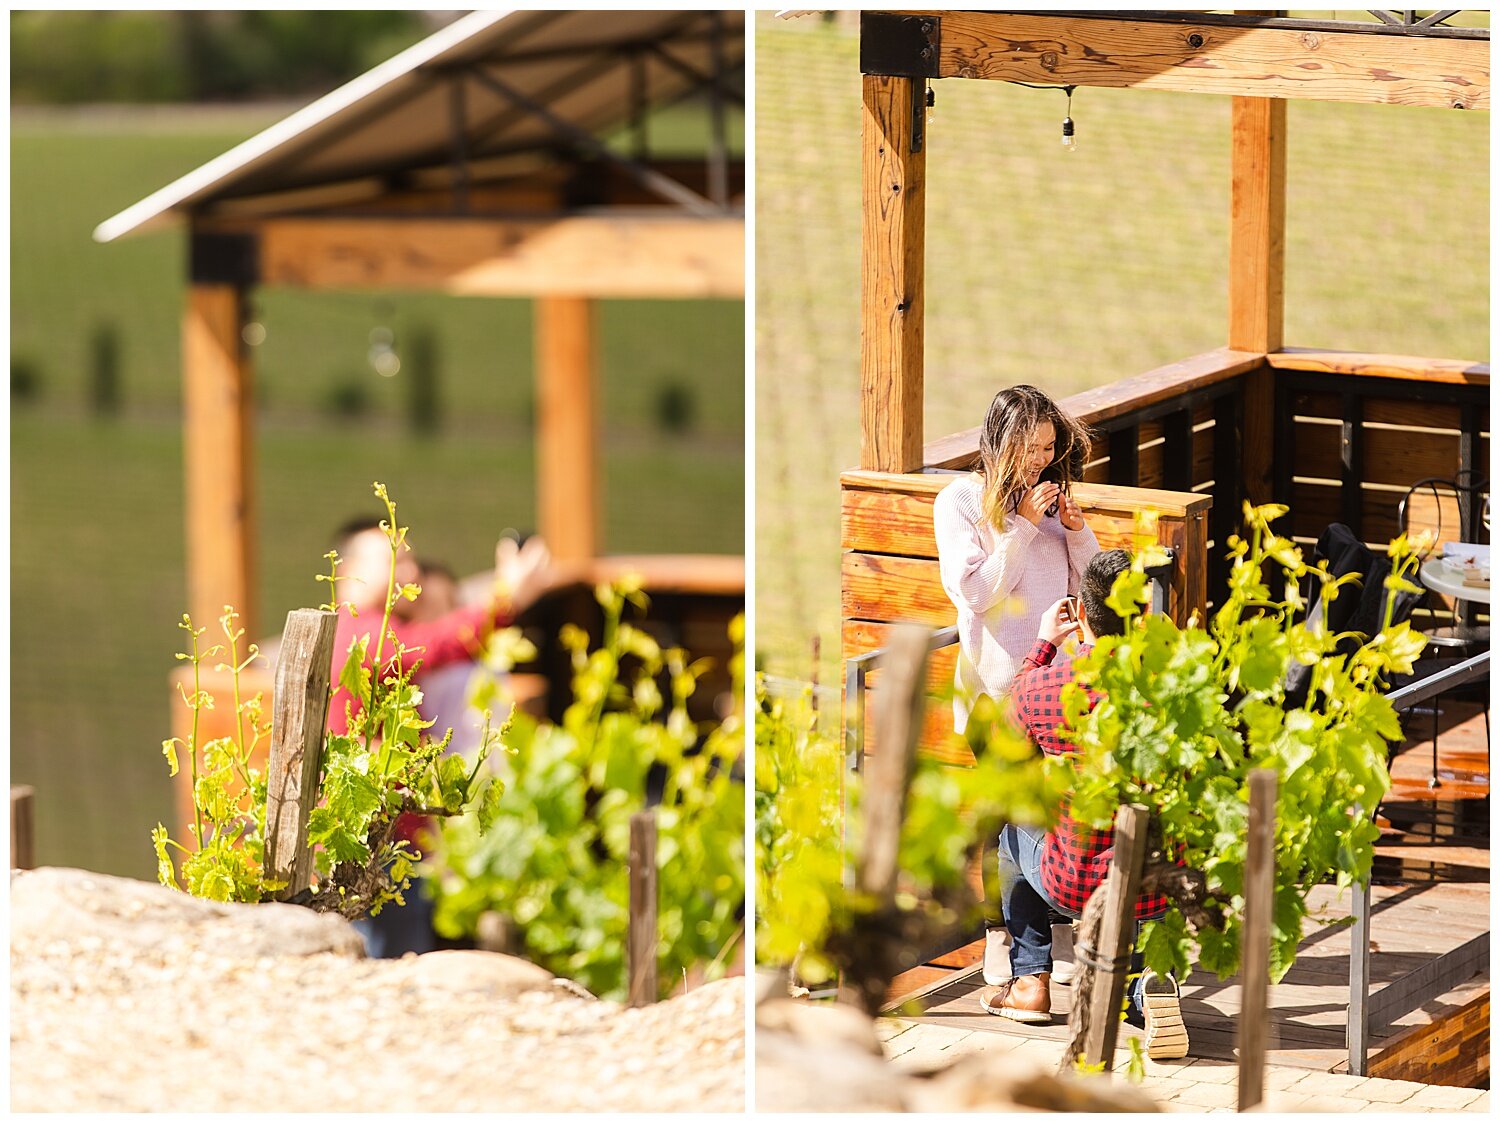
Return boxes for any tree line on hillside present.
[12,11,450,105]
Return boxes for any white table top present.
[1419,558,1491,605]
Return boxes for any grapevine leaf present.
[151,825,180,890]
[436,753,469,813]
[325,762,382,825]
[1197,924,1238,979]
[475,776,504,833]
[339,635,370,699]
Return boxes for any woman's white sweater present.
[932,474,1100,730]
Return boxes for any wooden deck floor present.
[885,701,1490,1078]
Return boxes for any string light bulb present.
[1061,86,1077,151]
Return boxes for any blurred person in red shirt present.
[329,517,551,957]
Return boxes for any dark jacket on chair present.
[1283,523,1423,709]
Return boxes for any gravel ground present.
[11,868,744,1112]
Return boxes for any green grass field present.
[754,16,1488,686]
[11,106,744,878]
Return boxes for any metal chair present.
[1396,471,1489,646]
[1395,472,1489,787]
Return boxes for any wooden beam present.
[1267,348,1490,384]
[861,73,926,473]
[183,283,255,637]
[253,216,744,299]
[536,295,597,563]
[840,471,1215,520]
[201,160,747,224]
[924,11,1489,109]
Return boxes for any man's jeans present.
[352,876,437,959]
[996,823,1152,1014]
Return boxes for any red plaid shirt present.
[1007,638,1168,921]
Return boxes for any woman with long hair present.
[932,383,1099,993]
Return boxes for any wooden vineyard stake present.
[628,810,659,1007]
[1065,803,1149,1071]
[263,608,338,898]
[857,625,930,901]
[1237,769,1278,1110]
[11,785,35,870]
[836,624,932,1016]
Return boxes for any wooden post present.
[1347,875,1372,1076]
[1070,803,1150,1070]
[1228,93,1285,505]
[536,295,597,563]
[860,73,926,473]
[628,810,659,1007]
[1238,768,1278,1110]
[183,283,256,636]
[263,609,337,897]
[11,785,35,869]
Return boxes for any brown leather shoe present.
[978,972,1052,1023]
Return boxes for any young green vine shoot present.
[153,482,506,917]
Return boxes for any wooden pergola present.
[846,9,1488,744]
[96,9,745,639]
[844,9,1489,1084]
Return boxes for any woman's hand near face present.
[1016,481,1060,527]
[1058,489,1086,531]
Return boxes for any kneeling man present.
[980,548,1188,1060]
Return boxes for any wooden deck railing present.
[840,346,1489,764]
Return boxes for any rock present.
[756,988,1163,1113]
[909,1052,1162,1113]
[756,1031,909,1112]
[11,867,365,961]
[10,868,743,1112]
[386,949,554,997]
[757,995,885,1056]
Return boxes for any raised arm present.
[934,478,1039,616]
[394,601,506,669]
[1058,491,1100,595]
